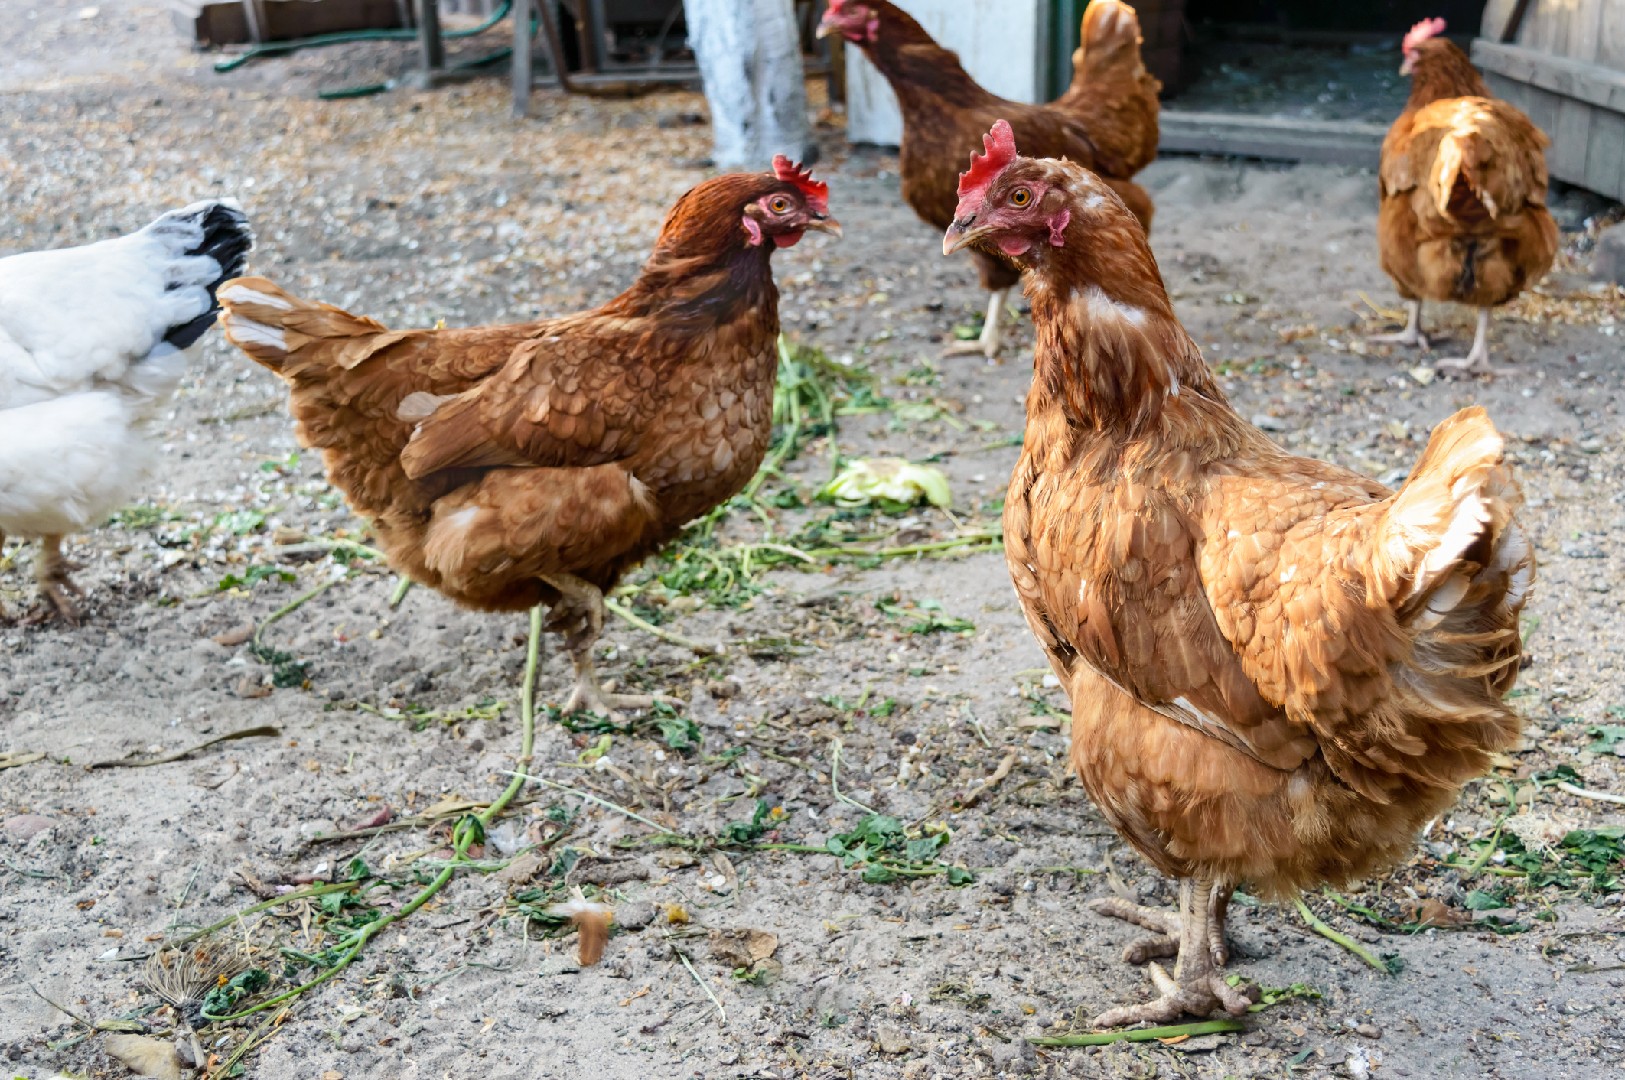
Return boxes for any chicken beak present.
[942,217,987,256]
[806,214,843,238]
[815,20,836,39]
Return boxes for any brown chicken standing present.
[818,0,1158,359]
[1373,17,1558,373]
[218,160,838,718]
[947,122,1532,1025]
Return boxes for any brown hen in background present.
[219,160,838,718]
[948,123,1531,1026]
[1373,18,1558,373]
[819,0,1158,359]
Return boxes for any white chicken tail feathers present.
[218,276,407,378]
[1376,408,1532,682]
[134,200,256,356]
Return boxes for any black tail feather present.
[164,201,255,352]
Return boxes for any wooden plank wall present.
[1479,0,1625,200]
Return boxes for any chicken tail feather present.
[155,201,256,353]
[1376,406,1532,691]
[218,276,407,379]
[1074,0,1145,82]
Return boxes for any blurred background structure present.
[176,0,1622,198]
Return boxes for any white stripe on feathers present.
[218,283,293,310]
[229,319,288,352]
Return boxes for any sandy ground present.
[3,4,1625,1079]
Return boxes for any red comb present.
[1402,17,1446,52]
[773,155,829,215]
[954,120,1019,220]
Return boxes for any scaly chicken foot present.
[941,288,1010,360]
[1086,897,1182,964]
[1368,299,1430,350]
[1092,876,1255,1028]
[1089,880,1232,967]
[23,535,85,626]
[541,572,680,723]
[1435,308,1506,375]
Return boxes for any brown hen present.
[1374,18,1558,373]
[1056,0,1162,177]
[219,161,838,718]
[819,0,1157,359]
[948,123,1531,1026]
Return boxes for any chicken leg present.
[541,572,679,722]
[25,535,84,626]
[1369,299,1430,350]
[1436,308,1503,375]
[1089,875,1254,1028]
[941,288,1010,360]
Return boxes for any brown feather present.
[1378,38,1557,309]
[217,169,819,613]
[971,156,1529,899]
[840,0,1157,291]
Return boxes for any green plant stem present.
[1462,821,1504,879]
[251,578,340,657]
[1293,896,1390,973]
[167,881,361,949]
[297,537,386,561]
[800,533,1001,561]
[210,1008,280,1078]
[829,739,878,815]
[1029,1018,1246,1046]
[674,947,726,1024]
[389,577,414,608]
[604,598,723,656]
[520,775,675,835]
[204,606,544,1024]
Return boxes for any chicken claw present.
[1086,897,1182,965]
[1093,961,1256,1028]
[542,572,681,724]
[1434,308,1507,375]
[1090,877,1251,1027]
[23,535,84,626]
[1368,299,1430,350]
[563,681,682,724]
[1089,881,1232,968]
[941,288,1010,361]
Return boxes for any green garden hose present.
[212,0,515,74]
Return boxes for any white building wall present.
[844,0,1046,146]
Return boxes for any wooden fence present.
[1475,0,1625,201]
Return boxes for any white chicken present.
[0,200,253,623]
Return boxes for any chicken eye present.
[769,196,793,214]
[1010,188,1032,207]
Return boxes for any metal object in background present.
[511,0,696,116]
[510,1,827,116]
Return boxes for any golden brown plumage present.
[1374,22,1558,373]
[818,0,1157,358]
[947,124,1530,1026]
[1058,0,1162,177]
[219,164,839,717]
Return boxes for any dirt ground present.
[3,4,1624,1079]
